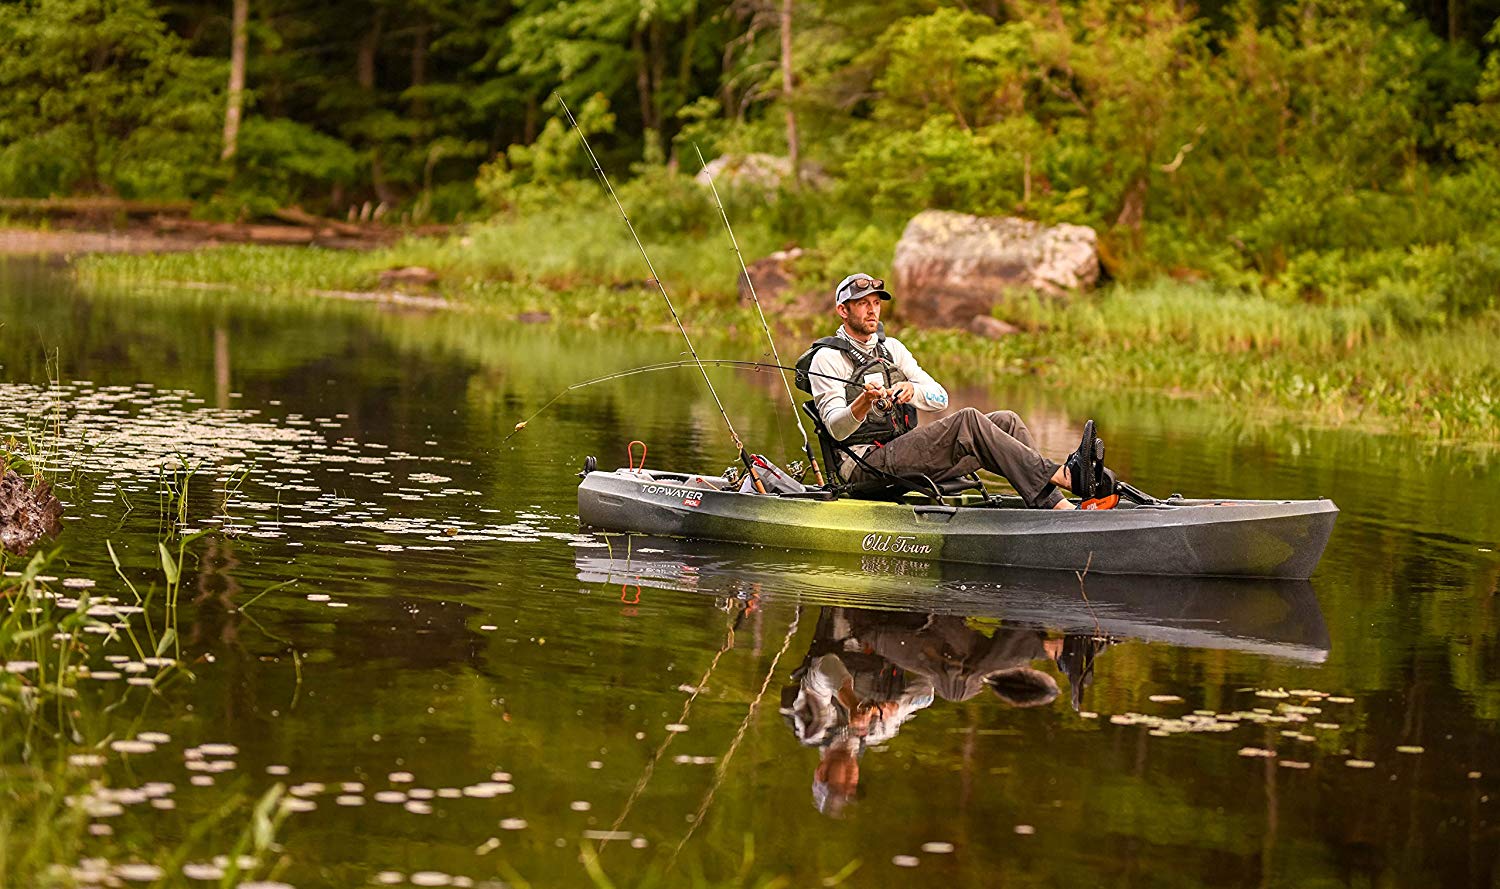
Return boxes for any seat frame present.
[800,401,988,504]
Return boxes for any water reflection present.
[6,260,1497,887]
[786,607,1086,816]
[574,537,1331,665]
[580,538,1335,821]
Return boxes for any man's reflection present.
[782,607,1111,815]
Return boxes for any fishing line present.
[694,144,825,486]
[556,94,767,493]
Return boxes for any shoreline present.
[5,228,1496,446]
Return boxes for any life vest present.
[794,325,918,446]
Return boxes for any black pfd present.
[794,325,918,447]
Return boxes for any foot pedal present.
[1081,494,1119,510]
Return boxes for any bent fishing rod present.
[694,144,824,486]
[503,358,873,446]
[556,94,768,494]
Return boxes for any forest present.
[1,0,1498,293]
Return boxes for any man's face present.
[838,292,883,337]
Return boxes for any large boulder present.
[693,154,830,193]
[737,247,805,305]
[892,210,1100,329]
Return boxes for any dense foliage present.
[2,0,1499,303]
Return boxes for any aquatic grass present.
[905,285,1500,442]
[0,545,279,887]
[157,454,203,533]
[70,240,1500,441]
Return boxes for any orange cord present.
[627,440,647,471]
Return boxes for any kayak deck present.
[576,467,1338,579]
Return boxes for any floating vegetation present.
[0,381,603,555]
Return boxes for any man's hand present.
[889,381,916,404]
[849,381,884,422]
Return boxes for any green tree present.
[1446,19,1500,166]
[0,0,221,197]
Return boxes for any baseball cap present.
[834,273,892,306]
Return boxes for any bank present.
[7,224,1497,445]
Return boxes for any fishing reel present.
[787,460,807,482]
[723,466,741,486]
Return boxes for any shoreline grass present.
[61,228,1500,445]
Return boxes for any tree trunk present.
[523,95,538,144]
[221,0,249,162]
[411,21,428,118]
[632,24,662,161]
[357,8,384,91]
[648,16,668,162]
[358,10,395,205]
[632,26,653,130]
[780,0,799,186]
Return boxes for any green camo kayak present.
[577,467,1338,579]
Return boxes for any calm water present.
[1,259,1497,887]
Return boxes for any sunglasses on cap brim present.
[839,278,885,300]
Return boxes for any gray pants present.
[852,407,1064,508]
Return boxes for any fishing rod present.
[556,94,767,494]
[694,144,824,486]
[503,358,854,446]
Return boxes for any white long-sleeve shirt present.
[807,327,950,442]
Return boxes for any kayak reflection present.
[573,536,1330,664]
[576,538,1330,817]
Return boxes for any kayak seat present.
[801,401,987,503]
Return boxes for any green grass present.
[70,219,1500,444]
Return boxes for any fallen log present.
[0,197,193,218]
[152,217,316,244]
[271,206,372,239]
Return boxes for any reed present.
[70,229,1499,441]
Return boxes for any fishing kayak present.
[577,466,1338,579]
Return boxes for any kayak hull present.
[576,469,1338,579]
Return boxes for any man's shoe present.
[1065,420,1107,499]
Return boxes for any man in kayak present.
[800,272,1114,509]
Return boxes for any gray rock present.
[968,315,1021,339]
[738,247,805,306]
[378,266,439,289]
[693,154,830,193]
[893,210,1099,328]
